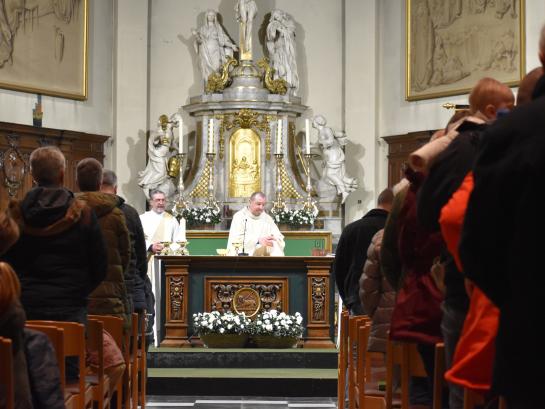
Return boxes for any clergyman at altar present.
[227,191,285,256]
[140,189,186,256]
[140,188,187,345]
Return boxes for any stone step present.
[147,367,338,397]
[148,347,338,369]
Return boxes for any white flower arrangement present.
[248,310,304,338]
[271,207,317,227]
[192,311,251,335]
[180,206,221,226]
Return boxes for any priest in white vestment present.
[139,189,186,254]
[227,191,285,256]
[139,189,186,346]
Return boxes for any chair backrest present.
[25,323,66,393]
[25,320,86,409]
[86,319,105,379]
[337,310,349,409]
[87,315,124,351]
[0,336,14,409]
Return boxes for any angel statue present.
[312,115,358,204]
[192,10,238,83]
[138,115,178,202]
[266,9,299,93]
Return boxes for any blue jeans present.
[25,305,87,381]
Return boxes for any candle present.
[305,119,310,154]
[208,118,214,153]
[178,117,184,154]
[276,119,282,154]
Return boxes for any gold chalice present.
[176,240,189,256]
[160,241,171,255]
[231,240,242,255]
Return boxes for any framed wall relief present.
[0,0,88,100]
[406,0,525,101]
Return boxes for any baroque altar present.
[138,0,359,237]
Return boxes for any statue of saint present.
[235,0,257,58]
[192,10,238,82]
[138,120,177,201]
[312,115,358,204]
[266,9,299,93]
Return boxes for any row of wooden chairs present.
[14,311,148,409]
[338,309,509,409]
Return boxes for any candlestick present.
[178,118,184,154]
[276,119,282,154]
[208,118,214,153]
[305,119,310,154]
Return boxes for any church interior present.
[1,0,545,408]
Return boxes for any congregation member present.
[227,191,284,256]
[140,189,186,256]
[101,170,149,316]
[76,158,132,330]
[381,164,443,407]
[2,147,107,326]
[333,188,393,315]
[1,208,65,409]
[416,77,514,409]
[101,170,156,347]
[459,27,545,409]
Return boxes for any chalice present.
[232,240,242,255]
[160,241,171,256]
[176,240,189,256]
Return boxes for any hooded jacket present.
[78,191,131,328]
[3,187,107,310]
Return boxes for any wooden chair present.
[25,323,67,401]
[134,311,147,409]
[129,313,139,409]
[433,343,445,409]
[0,336,14,409]
[86,319,111,409]
[337,310,350,409]
[87,315,125,409]
[26,320,93,409]
[385,340,427,409]
[347,316,365,409]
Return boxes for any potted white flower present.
[192,311,251,348]
[248,310,304,348]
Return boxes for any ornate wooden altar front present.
[155,256,335,349]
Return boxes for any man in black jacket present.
[2,146,107,380]
[3,146,107,324]
[333,188,393,314]
[460,28,545,408]
[101,170,155,344]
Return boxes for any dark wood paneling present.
[0,122,109,203]
[382,130,434,187]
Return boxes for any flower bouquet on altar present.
[248,310,304,348]
[192,311,251,348]
[271,207,316,230]
[180,206,221,229]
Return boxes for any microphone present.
[238,218,249,256]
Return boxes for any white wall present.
[0,0,114,136]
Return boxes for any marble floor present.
[145,396,337,409]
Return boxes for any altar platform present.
[146,346,338,397]
[153,255,335,349]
